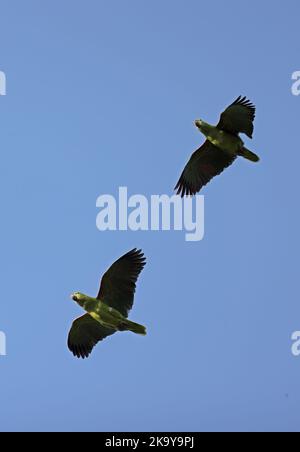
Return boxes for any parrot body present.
[72,292,146,335]
[196,120,244,155]
[175,96,260,196]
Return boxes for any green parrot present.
[175,96,260,196]
[68,249,146,359]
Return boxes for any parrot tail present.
[119,319,147,336]
[238,147,260,163]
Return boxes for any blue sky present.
[0,0,300,432]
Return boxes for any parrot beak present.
[194,119,202,129]
[70,293,79,302]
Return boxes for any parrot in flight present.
[175,96,260,196]
[68,249,146,359]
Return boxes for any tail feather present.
[238,147,260,162]
[119,319,147,336]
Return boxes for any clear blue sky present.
[0,0,300,432]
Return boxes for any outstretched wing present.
[97,249,146,317]
[175,140,236,197]
[68,314,115,359]
[217,96,256,138]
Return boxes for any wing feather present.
[97,249,146,317]
[68,314,115,359]
[217,96,256,138]
[175,140,236,196]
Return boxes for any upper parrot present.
[68,249,146,359]
[175,96,260,196]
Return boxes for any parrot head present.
[71,292,87,308]
[194,119,203,128]
[194,119,210,133]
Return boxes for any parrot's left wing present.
[175,140,236,197]
[68,314,115,359]
[217,96,256,138]
[97,249,146,317]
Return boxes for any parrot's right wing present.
[217,96,256,138]
[68,314,115,359]
[97,249,146,317]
